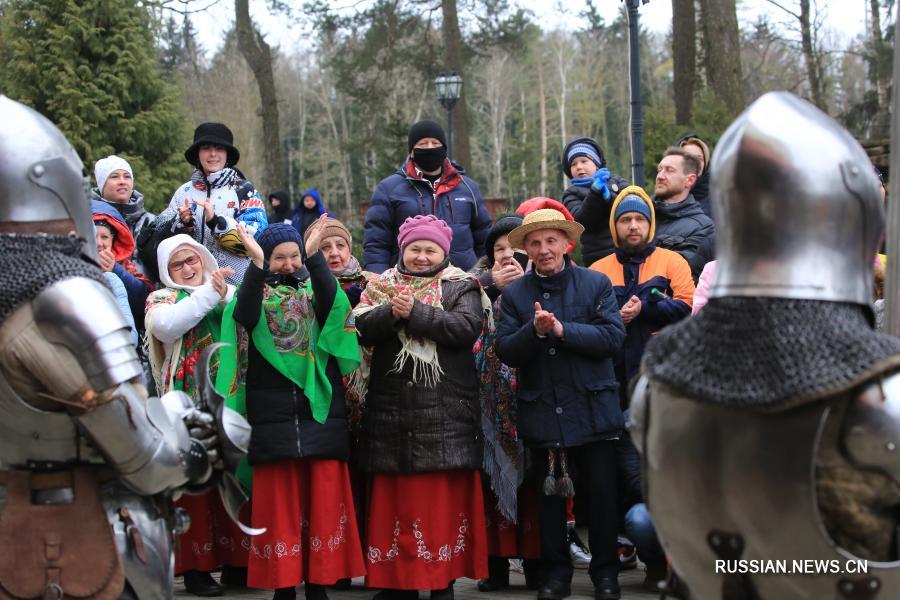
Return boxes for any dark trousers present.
[537,440,619,586]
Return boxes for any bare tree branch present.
[762,0,801,20]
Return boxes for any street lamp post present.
[626,0,649,185]
[433,73,463,161]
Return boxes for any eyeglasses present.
[169,255,201,272]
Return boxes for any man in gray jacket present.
[652,147,715,281]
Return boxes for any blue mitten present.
[590,168,611,200]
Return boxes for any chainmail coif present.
[643,296,900,411]
[0,234,109,324]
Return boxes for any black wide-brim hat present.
[184,122,240,168]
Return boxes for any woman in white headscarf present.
[145,233,248,596]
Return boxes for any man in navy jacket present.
[496,208,626,600]
[363,120,493,273]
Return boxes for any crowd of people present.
[93,115,831,600]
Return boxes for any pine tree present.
[0,0,190,212]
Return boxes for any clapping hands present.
[391,291,414,320]
[211,267,235,298]
[533,302,564,338]
[620,295,642,325]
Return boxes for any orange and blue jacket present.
[589,187,695,404]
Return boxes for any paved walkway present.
[175,568,659,600]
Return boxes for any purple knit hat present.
[397,215,453,255]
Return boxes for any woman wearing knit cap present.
[470,215,542,592]
[156,122,268,286]
[305,217,372,308]
[470,214,526,302]
[363,120,492,274]
[220,219,364,600]
[145,234,247,597]
[91,155,156,274]
[352,214,491,600]
[307,216,374,592]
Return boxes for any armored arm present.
[32,278,211,495]
[842,370,900,485]
[628,374,650,456]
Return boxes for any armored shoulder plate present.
[32,277,141,390]
[843,371,900,484]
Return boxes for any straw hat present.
[508,208,584,249]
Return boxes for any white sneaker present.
[567,529,591,568]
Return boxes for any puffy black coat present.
[233,252,351,465]
[355,264,485,474]
[652,193,716,281]
[495,260,626,448]
[363,161,493,274]
[691,168,711,220]
[561,175,630,267]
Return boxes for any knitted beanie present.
[94,155,133,194]
[258,223,304,259]
[614,194,653,223]
[304,217,352,247]
[397,215,453,255]
[485,214,524,267]
[407,120,447,151]
[566,143,602,170]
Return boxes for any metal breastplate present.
[0,370,101,469]
[643,381,900,599]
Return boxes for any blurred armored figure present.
[631,92,900,599]
[0,96,242,599]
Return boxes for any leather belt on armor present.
[0,466,116,490]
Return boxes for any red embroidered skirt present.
[483,486,540,560]
[248,458,365,589]
[365,469,488,590]
[175,490,250,573]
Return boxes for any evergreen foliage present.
[0,0,190,212]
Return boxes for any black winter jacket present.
[652,194,716,281]
[355,261,485,474]
[691,169,711,220]
[561,174,630,267]
[234,251,351,465]
[363,162,493,274]
[495,260,626,448]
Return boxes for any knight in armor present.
[631,91,900,599]
[0,95,242,599]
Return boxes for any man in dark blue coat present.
[496,208,626,600]
[363,119,493,273]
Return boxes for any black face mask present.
[412,146,447,173]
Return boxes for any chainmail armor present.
[643,297,900,411]
[0,234,109,324]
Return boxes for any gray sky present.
[190,0,872,59]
